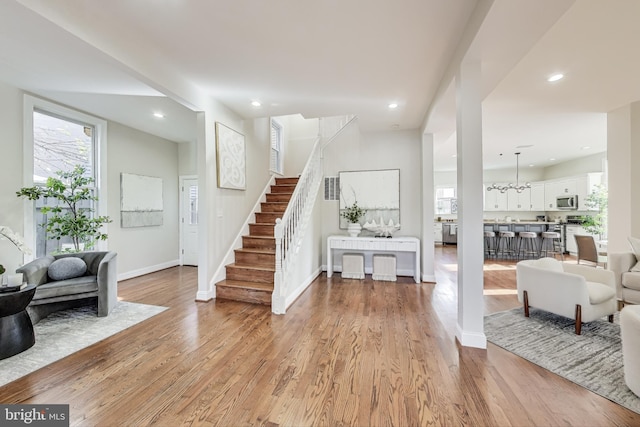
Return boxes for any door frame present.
[179,174,198,266]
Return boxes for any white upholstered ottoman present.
[621,305,640,396]
[372,254,397,281]
[341,253,365,279]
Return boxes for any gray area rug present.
[485,307,640,415]
[0,301,167,387]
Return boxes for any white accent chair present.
[621,305,640,397]
[516,257,617,335]
[609,251,640,309]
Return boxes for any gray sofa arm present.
[609,252,638,300]
[16,256,55,285]
[97,251,118,316]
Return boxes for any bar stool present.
[540,231,564,260]
[517,231,539,259]
[484,231,496,258]
[496,231,516,258]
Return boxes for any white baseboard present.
[117,259,180,282]
[455,324,487,349]
[285,267,322,310]
[421,273,436,283]
[323,264,416,278]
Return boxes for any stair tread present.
[235,247,275,254]
[244,235,275,240]
[227,263,275,272]
[216,279,274,292]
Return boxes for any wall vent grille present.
[324,176,340,201]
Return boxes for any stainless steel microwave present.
[556,195,578,210]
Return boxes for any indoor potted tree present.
[16,165,112,253]
[582,184,607,240]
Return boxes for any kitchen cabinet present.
[530,182,545,211]
[434,222,443,243]
[545,179,577,211]
[507,187,531,211]
[442,223,457,245]
[484,185,508,211]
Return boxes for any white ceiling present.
[2,0,636,172]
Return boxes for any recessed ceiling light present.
[388,103,398,109]
[549,158,556,161]
[251,100,261,107]
[452,154,457,158]
[153,112,165,119]
[516,144,534,149]
[547,73,564,82]
[581,146,591,150]
[529,164,534,167]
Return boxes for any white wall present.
[0,81,27,275]
[0,81,185,280]
[321,125,422,273]
[178,140,197,176]
[108,122,180,278]
[280,114,318,177]
[607,104,639,253]
[197,97,271,299]
[543,152,605,180]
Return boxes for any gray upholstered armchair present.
[16,251,117,324]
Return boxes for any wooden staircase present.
[215,177,299,305]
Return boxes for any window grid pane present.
[33,110,94,183]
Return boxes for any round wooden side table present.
[0,284,36,360]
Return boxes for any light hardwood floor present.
[1,246,638,426]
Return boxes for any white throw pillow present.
[628,237,640,272]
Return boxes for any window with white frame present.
[270,119,283,174]
[24,95,108,258]
[435,186,457,215]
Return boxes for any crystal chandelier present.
[486,152,531,193]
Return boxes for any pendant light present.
[486,152,531,193]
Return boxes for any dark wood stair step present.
[242,235,275,249]
[234,248,275,267]
[215,279,272,305]
[270,184,296,194]
[225,263,274,284]
[266,193,293,203]
[249,223,275,237]
[255,212,281,224]
[275,177,299,185]
[261,202,288,213]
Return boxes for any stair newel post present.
[273,218,286,314]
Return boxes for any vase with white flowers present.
[0,226,32,285]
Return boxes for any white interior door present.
[181,178,199,266]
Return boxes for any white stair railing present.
[273,115,356,313]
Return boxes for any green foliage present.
[341,200,366,224]
[0,264,5,275]
[16,165,112,252]
[581,184,607,238]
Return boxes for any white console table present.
[326,236,421,283]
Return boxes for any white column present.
[421,133,436,282]
[607,102,640,252]
[455,60,486,349]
